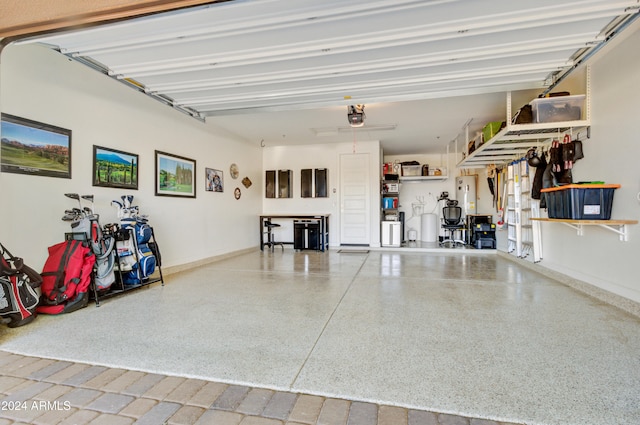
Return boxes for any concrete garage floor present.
[1,250,640,425]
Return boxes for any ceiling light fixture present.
[348,104,365,127]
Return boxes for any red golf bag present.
[38,240,95,315]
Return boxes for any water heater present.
[456,175,477,218]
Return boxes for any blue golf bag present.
[112,195,160,285]
[117,218,159,284]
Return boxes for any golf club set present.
[62,193,98,222]
[109,195,160,285]
[61,193,160,288]
[111,194,145,221]
[63,193,116,292]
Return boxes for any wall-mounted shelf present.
[531,218,638,241]
[458,121,590,168]
[456,74,592,169]
[399,175,448,182]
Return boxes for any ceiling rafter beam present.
[133,35,587,89]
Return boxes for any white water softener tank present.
[420,213,438,242]
[456,175,477,218]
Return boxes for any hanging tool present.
[562,133,574,170]
[496,177,507,229]
[550,138,562,172]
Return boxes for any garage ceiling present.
[13,0,640,155]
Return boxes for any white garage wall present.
[0,44,262,270]
[534,23,640,303]
[262,141,381,247]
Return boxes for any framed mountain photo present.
[1,113,72,179]
[92,145,138,190]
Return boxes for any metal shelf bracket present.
[560,222,631,241]
[533,218,637,241]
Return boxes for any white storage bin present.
[530,95,585,123]
[402,165,421,176]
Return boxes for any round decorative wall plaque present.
[230,163,239,179]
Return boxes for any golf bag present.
[62,193,116,292]
[69,215,116,291]
[117,218,158,284]
[112,195,159,285]
[0,243,42,327]
[38,239,95,315]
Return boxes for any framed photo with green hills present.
[155,150,196,198]
[1,113,71,179]
[93,145,138,190]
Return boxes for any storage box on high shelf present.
[482,121,503,142]
[541,184,619,220]
[401,164,422,176]
[530,94,585,123]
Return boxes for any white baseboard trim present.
[498,251,640,318]
[162,247,257,277]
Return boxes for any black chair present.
[263,221,284,252]
[441,202,465,247]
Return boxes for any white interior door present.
[340,153,370,245]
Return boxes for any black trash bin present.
[294,220,320,250]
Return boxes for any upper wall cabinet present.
[265,170,276,198]
[315,168,328,198]
[265,169,293,198]
[301,168,328,198]
[301,169,313,198]
[278,170,292,198]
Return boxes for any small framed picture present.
[205,168,224,192]
[93,145,138,190]
[1,113,72,179]
[155,150,196,198]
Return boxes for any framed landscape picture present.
[93,145,138,189]
[1,113,72,178]
[155,150,196,198]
